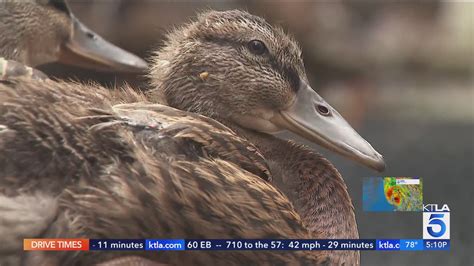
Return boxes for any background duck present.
[0,0,147,73]
[0,10,384,265]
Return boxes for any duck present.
[0,10,385,265]
[0,0,147,73]
[0,79,325,266]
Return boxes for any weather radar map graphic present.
[363,177,423,211]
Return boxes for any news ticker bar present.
[23,239,449,251]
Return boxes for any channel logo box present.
[423,204,450,239]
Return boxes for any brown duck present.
[0,0,147,74]
[0,10,384,266]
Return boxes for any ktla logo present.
[423,204,450,239]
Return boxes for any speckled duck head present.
[150,10,385,171]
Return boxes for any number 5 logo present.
[427,214,446,237]
[423,212,450,239]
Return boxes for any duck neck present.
[223,121,359,239]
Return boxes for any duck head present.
[151,10,385,171]
[0,0,147,72]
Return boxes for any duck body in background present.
[0,10,384,265]
[0,0,147,73]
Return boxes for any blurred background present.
[38,1,473,265]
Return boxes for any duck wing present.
[0,78,118,265]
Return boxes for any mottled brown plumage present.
[0,9,386,266]
[0,78,325,265]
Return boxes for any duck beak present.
[271,80,385,171]
[58,15,148,73]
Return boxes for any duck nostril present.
[316,104,330,116]
[86,32,96,40]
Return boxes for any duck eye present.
[247,40,267,55]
